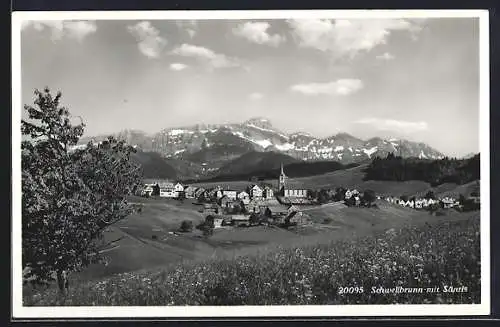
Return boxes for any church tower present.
[278,162,287,195]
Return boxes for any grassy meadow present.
[24,211,480,306]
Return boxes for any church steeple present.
[278,162,287,194]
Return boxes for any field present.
[24,211,480,306]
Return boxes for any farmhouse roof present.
[265,204,290,213]
[231,215,250,221]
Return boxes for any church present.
[278,163,308,198]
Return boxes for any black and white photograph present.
[12,10,490,318]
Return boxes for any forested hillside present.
[363,153,479,186]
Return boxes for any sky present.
[20,17,480,157]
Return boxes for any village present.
[136,163,481,232]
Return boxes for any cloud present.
[233,22,285,47]
[249,92,264,100]
[287,18,424,58]
[127,21,167,58]
[376,52,395,60]
[187,28,196,38]
[21,20,97,42]
[290,79,363,96]
[176,20,198,38]
[170,43,241,69]
[355,118,428,133]
[169,63,188,71]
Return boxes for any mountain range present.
[79,117,445,178]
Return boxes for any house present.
[237,191,250,204]
[203,203,221,214]
[250,184,263,198]
[219,195,236,209]
[184,186,198,199]
[285,211,310,226]
[264,204,293,218]
[206,188,219,199]
[406,200,415,209]
[231,214,250,227]
[160,188,176,198]
[194,187,206,199]
[415,199,424,209]
[174,183,185,197]
[284,189,308,198]
[141,184,154,197]
[159,182,176,198]
[205,215,225,229]
[441,197,456,209]
[469,194,480,204]
[222,190,238,200]
[246,200,261,214]
[263,186,274,199]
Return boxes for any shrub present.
[179,220,194,232]
[322,217,333,224]
[202,227,214,237]
[362,189,376,207]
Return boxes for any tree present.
[249,213,260,226]
[362,189,376,207]
[334,187,346,201]
[318,189,329,204]
[21,88,141,293]
[459,194,467,206]
[197,192,207,203]
[201,138,208,150]
[152,184,160,196]
[179,220,193,232]
[344,196,356,207]
[424,191,435,200]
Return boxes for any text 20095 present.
[338,286,364,294]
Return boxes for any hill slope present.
[215,151,301,177]
[131,151,177,180]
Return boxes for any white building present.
[223,190,238,200]
[184,186,197,199]
[160,187,176,198]
[284,189,308,198]
[237,191,250,204]
[174,183,185,198]
[141,185,154,197]
[264,186,274,199]
[250,185,263,198]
